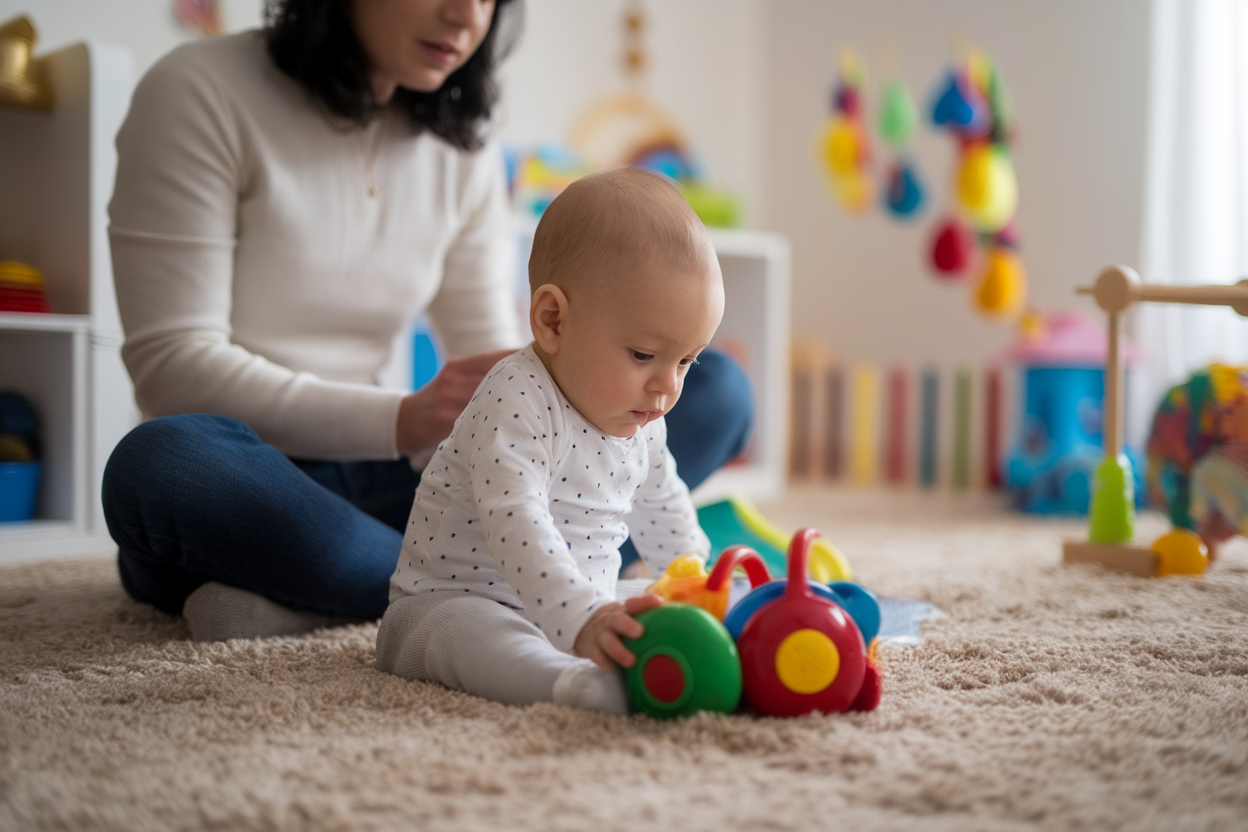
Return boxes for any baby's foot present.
[182,581,345,641]
[552,661,630,716]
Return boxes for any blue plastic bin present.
[0,461,41,522]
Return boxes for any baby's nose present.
[651,370,679,395]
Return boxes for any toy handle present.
[705,545,771,592]
[786,528,822,601]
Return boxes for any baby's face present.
[548,257,724,439]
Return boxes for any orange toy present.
[646,545,771,621]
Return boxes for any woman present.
[102,0,752,640]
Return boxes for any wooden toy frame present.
[1061,265,1248,575]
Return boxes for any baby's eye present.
[679,357,701,368]
[632,351,654,361]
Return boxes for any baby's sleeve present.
[626,419,711,575]
[467,369,611,652]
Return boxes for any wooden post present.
[985,366,1002,489]
[884,367,907,484]
[1104,308,1123,459]
[919,369,939,488]
[952,367,972,490]
[822,364,844,480]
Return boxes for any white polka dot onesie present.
[388,344,710,654]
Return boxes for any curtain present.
[1132,0,1248,443]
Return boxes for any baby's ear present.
[530,283,568,355]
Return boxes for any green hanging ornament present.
[878,79,919,148]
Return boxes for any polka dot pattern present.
[389,346,710,653]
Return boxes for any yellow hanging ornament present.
[956,144,1017,232]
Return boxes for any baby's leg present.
[377,593,628,715]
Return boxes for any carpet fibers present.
[2,489,1247,831]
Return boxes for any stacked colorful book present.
[0,262,51,314]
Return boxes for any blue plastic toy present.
[1002,312,1146,514]
[724,580,880,645]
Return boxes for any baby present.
[376,167,724,714]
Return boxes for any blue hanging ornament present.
[883,161,925,218]
[931,71,986,129]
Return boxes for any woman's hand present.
[396,348,515,461]
[573,594,664,671]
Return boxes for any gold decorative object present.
[0,15,52,111]
[621,1,646,77]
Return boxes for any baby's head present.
[528,167,724,439]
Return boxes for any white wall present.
[0,0,263,77]
[496,0,766,226]
[763,0,1151,369]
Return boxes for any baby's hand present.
[573,594,664,671]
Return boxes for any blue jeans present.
[103,349,752,619]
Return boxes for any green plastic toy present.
[697,495,853,582]
[622,604,742,719]
[1088,453,1135,543]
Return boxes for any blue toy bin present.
[0,461,41,522]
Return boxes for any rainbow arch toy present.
[696,495,854,583]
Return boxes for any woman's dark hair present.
[265,0,523,151]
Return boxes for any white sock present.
[552,661,630,716]
[182,581,345,641]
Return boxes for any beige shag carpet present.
[2,489,1247,831]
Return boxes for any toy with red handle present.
[736,528,881,716]
[646,544,771,620]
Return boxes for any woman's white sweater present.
[108,31,523,461]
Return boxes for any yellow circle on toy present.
[1151,529,1209,576]
[775,628,839,694]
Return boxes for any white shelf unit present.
[0,42,136,565]
[493,218,790,506]
[691,229,791,505]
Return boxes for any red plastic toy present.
[736,528,881,716]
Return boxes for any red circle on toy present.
[642,654,686,704]
[737,529,867,717]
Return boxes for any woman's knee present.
[104,416,254,612]
[666,350,754,487]
[688,350,753,417]
[103,416,251,530]
[105,415,254,489]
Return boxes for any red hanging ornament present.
[929,216,976,278]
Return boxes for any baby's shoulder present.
[474,348,564,411]
[458,348,575,453]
